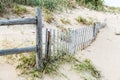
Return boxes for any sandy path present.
[76,27,120,80]
[0,64,18,80]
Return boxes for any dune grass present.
[76,16,94,25]
[74,59,101,79]
[16,52,76,79]
[60,18,71,25]
[16,51,101,80]
[13,4,28,15]
[0,0,104,14]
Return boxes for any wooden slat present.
[74,30,77,53]
[57,29,59,54]
[66,30,69,52]
[73,29,76,53]
[65,30,67,52]
[93,23,96,40]
[49,29,52,56]
[61,30,63,53]
[59,30,62,54]
[0,18,36,25]
[86,27,89,47]
[79,29,82,50]
[53,29,55,55]
[49,29,52,57]
[77,29,80,50]
[58,30,61,53]
[45,28,48,58]
[59,30,62,53]
[81,28,83,50]
[84,27,87,48]
[77,29,79,51]
[45,30,51,61]
[0,46,36,56]
[78,29,80,51]
[83,28,85,49]
[68,30,70,53]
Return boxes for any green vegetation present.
[60,18,71,25]
[2,0,120,15]
[74,59,101,79]
[26,0,104,11]
[0,0,13,14]
[13,4,28,15]
[0,2,4,14]
[76,16,94,25]
[16,52,76,79]
[2,0,120,14]
[1,37,101,79]
[43,9,55,23]
[16,51,101,79]
[104,6,120,13]
[14,0,76,11]
[40,0,58,11]
[13,0,104,11]
[13,0,40,6]
[88,17,94,25]
[0,1,28,15]
[76,16,88,25]
[0,0,104,14]
[75,0,104,10]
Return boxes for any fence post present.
[36,7,43,71]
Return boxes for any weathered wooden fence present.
[0,7,106,71]
[44,22,106,56]
[0,7,43,70]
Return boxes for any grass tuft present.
[43,9,55,23]
[76,16,88,25]
[0,2,5,14]
[74,59,101,79]
[75,0,104,10]
[60,18,71,25]
[76,16,94,25]
[16,52,76,79]
[13,4,28,15]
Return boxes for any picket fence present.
[43,22,106,57]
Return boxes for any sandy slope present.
[77,27,120,80]
[0,6,120,80]
[76,10,120,80]
[0,64,18,80]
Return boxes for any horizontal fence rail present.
[0,18,36,25]
[0,46,36,56]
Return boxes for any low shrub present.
[76,16,88,25]
[0,2,5,14]
[13,4,28,15]
[13,0,76,12]
[43,9,55,23]
[0,0,13,14]
[16,52,76,79]
[60,18,71,25]
[76,16,94,25]
[75,0,104,10]
[74,59,101,79]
